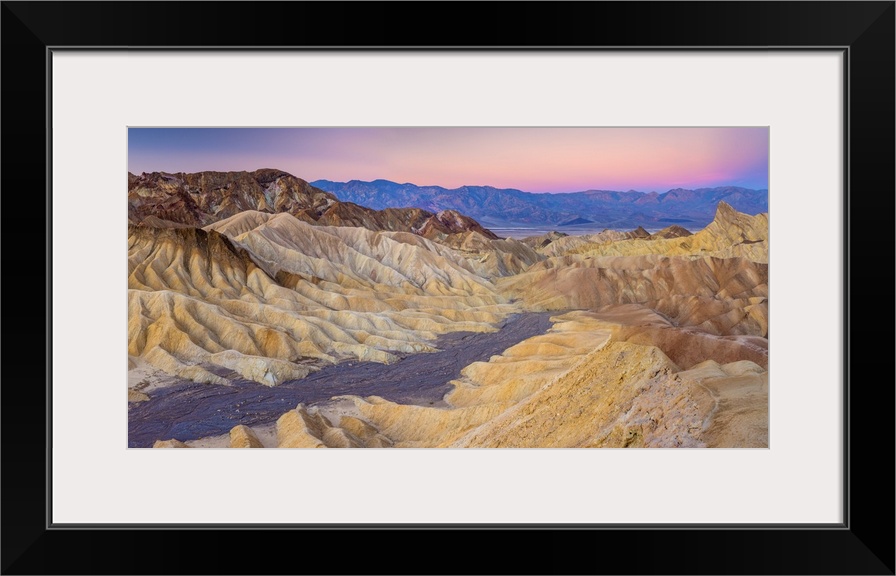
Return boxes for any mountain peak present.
[312,180,767,229]
[128,169,337,226]
[251,168,297,183]
[714,200,738,221]
[703,201,768,245]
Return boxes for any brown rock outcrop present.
[128,169,336,226]
[650,224,692,239]
[129,170,503,249]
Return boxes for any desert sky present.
[128,127,768,193]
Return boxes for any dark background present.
[2,2,893,574]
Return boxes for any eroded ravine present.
[128,312,555,447]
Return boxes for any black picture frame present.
[2,2,892,574]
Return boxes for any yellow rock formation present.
[128,389,150,402]
[128,213,521,385]
[152,439,190,448]
[275,404,392,448]
[291,309,767,448]
[498,255,767,336]
[230,424,264,448]
[133,200,769,448]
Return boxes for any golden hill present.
[129,214,519,386]
[136,198,769,448]
[165,309,765,449]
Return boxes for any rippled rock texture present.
[129,171,768,448]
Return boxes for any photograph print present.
[127,127,769,449]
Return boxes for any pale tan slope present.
[696,362,769,448]
[449,341,690,448]
[465,236,545,277]
[558,304,767,369]
[263,310,767,448]
[208,211,542,281]
[444,315,613,409]
[128,217,518,386]
[207,211,495,294]
[497,254,768,336]
[539,228,649,257]
[378,228,540,278]
[427,230,545,277]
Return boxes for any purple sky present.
[128,127,768,193]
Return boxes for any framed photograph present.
[3,2,892,574]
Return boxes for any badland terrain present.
[128,169,769,448]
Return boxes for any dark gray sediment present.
[128,312,555,447]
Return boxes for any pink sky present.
[129,127,768,193]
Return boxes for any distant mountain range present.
[311,179,768,229]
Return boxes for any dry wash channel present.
[128,312,554,447]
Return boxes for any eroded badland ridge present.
[128,169,769,448]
